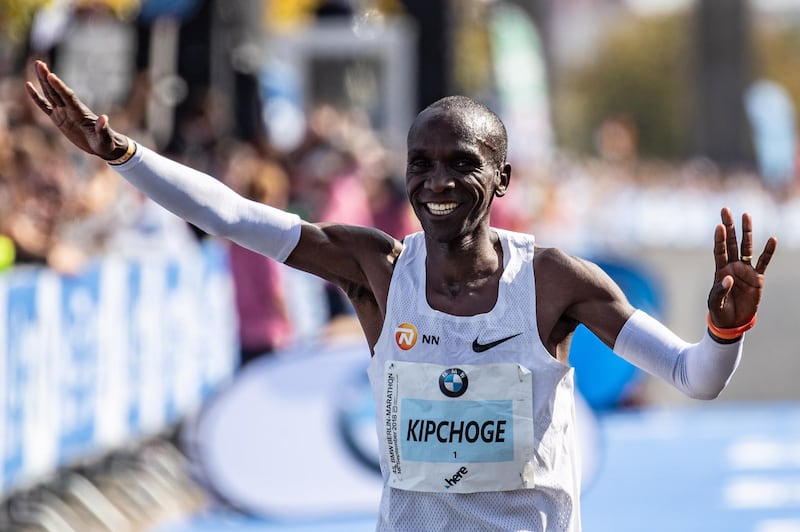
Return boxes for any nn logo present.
[395,323,418,350]
[422,334,440,345]
[444,466,469,489]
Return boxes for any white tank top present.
[367,229,581,531]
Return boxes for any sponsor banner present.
[17,270,60,484]
[2,271,39,491]
[95,259,129,449]
[133,259,169,436]
[0,242,236,495]
[58,264,102,464]
[199,243,239,398]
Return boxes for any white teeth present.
[426,202,459,216]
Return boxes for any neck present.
[422,228,505,315]
[425,228,502,286]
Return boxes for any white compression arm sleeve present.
[110,142,301,262]
[612,310,743,400]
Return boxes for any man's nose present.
[425,169,455,193]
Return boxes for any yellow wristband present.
[107,137,136,165]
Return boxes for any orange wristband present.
[706,313,756,340]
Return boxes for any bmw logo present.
[439,368,468,398]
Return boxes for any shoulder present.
[289,222,402,286]
[302,222,400,256]
[533,246,583,274]
[533,246,621,295]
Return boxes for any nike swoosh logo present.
[472,333,522,353]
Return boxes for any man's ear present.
[495,163,511,197]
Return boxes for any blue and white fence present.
[0,241,238,495]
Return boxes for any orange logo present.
[395,323,418,350]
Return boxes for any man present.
[27,60,776,531]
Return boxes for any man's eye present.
[454,160,475,170]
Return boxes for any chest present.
[424,276,501,316]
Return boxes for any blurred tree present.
[506,0,553,90]
[691,0,754,167]
[400,0,451,109]
[452,1,493,98]
[555,13,692,160]
[754,18,800,118]
[266,0,320,30]
[0,0,51,43]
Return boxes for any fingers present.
[713,222,728,273]
[46,70,85,110]
[25,81,52,115]
[34,60,64,108]
[721,207,739,262]
[714,207,777,276]
[740,212,753,264]
[755,236,778,275]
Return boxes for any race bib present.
[381,361,535,493]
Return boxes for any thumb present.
[95,114,117,155]
[709,274,734,311]
[95,114,111,138]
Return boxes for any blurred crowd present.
[5,61,799,271]
[0,67,420,275]
[3,0,800,362]
[4,52,800,360]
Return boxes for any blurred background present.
[1,0,799,530]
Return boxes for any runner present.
[27,60,777,531]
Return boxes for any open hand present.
[708,207,777,329]
[25,60,126,160]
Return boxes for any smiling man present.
[27,61,776,531]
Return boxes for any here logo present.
[444,466,469,489]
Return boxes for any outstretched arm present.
[611,208,777,399]
[26,60,301,260]
[26,60,394,289]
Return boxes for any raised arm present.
[556,208,776,400]
[614,208,776,399]
[25,60,395,290]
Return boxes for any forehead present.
[407,108,489,154]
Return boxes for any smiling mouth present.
[425,202,460,216]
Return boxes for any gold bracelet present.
[107,137,136,165]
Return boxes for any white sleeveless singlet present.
[367,229,582,531]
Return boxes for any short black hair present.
[417,96,508,166]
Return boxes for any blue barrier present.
[0,241,238,495]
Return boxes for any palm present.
[50,98,101,153]
[708,208,777,329]
[25,61,116,158]
[712,261,761,325]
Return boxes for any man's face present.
[405,108,509,243]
